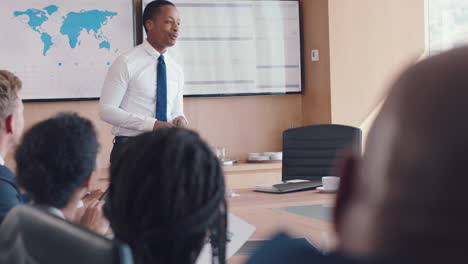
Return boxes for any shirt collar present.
[40,200,83,220]
[47,206,66,219]
[0,156,5,166]
[143,39,169,61]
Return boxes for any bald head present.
[335,47,468,263]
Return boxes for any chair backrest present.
[0,205,134,264]
[282,124,362,182]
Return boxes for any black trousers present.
[109,136,136,164]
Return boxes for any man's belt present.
[113,136,135,144]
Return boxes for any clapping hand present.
[172,116,188,128]
[153,120,174,130]
[80,199,110,235]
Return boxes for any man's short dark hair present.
[0,70,21,122]
[142,0,176,33]
[15,113,98,209]
[105,128,227,264]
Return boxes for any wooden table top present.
[93,174,336,263]
[222,161,281,173]
[227,188,337,263]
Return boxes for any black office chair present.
[282,124,362,182]
[0,205,134,264]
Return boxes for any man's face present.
[146,5,180,52]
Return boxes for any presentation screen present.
[0,0,135,101]
[142,0,302,97]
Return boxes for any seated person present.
[0,70,25,224]
[15,113,109,234]
[248,47,468,264]
[104,128,227,264]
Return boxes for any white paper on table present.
[195,213,256,264]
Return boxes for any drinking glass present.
[215,146,225,161]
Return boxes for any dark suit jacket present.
[246,233,412,264]
[0,165,22,225]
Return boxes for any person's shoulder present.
[117,44,147,64]
[0,166,20,200]
[327,252,414,264]
[246,233,325,264]
[246,233,408,264]
[0,165,15,182]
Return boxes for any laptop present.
[254,180,322,193]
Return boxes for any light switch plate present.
[311,49,319,61]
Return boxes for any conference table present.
[227,188,337,264]
[94,171,337,264]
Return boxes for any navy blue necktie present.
[156,54,167,122]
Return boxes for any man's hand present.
[73,190,104,222]
[172,116,188,128]
[80,199,110,235]
[83,190,104,201]
[153,120,174,130]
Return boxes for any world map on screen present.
[0,0,134,100]
[13,5,117,56]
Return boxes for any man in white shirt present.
[99,0,187,163]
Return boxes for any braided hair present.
[105,128,227,264]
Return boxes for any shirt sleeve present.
[0,180,21,224]
[99,56,156,132]
[171,69,186,122]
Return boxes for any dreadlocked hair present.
[105,128,227,264]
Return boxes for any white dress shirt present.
[42,200,83,220]
[99,39,185,137]
[46,206,65,219]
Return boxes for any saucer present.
[317,186,337,193]
[248,155,270,161]
[223,159,236,166]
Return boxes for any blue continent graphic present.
[13,5,59,55]
[99,41,111,50]
[43,5,59,15]
[13,8,49,33]
[13,6,117,56]
[60,10,117,49]
[40,33,53,56]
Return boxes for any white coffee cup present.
[322,176,340,190]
